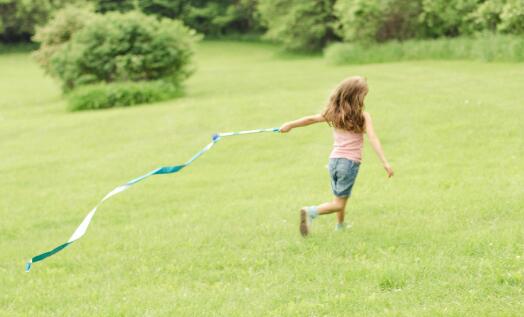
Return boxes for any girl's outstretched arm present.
[280,114,325,133]
[364,112,394,177]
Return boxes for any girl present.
[279,76,393,236]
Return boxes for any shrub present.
[137,0,188,19]
[324,34,524,64]
[499,0,524,34]
[257,0,337,52]
[95,0,135,13]
[470,0,505,32]
[418,0,481,37]
[138,0,261,36]
[0,0,70,42]
[32,6,97,76]
[67,80,182,111]
[374,0,422,41]
[47,11,200,91]
[333,0,385,43]
[470,0,524,34]
[201,0,260,36]
[334,0,422,43]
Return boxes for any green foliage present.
[333,0,524,48]
[47,11,200,91]
[137,0,188,18]
[137,0,261,36]
[257,0,337,51]
[325,34,524,64]
[333,0,385,43]
[334,0,422,43]
[264,0,523,51]
[1,0,259,43]
[67,80,182,111]
[470,33,524,61]
[0,0,68,42]
[499,0,524,33]
[470,0,524,34]
[32,6,97,76]
[419,0,481,37]
[186,1,257,36]
[470,0,505,32]
[95,0,135,13]
[3,0,524,51]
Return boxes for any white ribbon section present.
[68,208,97,243]
[102,184,131,202]
[67,184,131,243]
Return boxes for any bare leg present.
[337,209,345,224]
[316,196,348,216]
[316,196,348,225]
[300,197,348,236]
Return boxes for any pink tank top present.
[329,128,364,162]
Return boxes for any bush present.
[470,0,524,34]
[0,0,70,42]
[95,0,135,13]
[138,0,261,37]
[499,0,524,34]
[32,6,97,76]
[324,34,524,64]
[137,0,188,19]
[47,11,200,91]
[470,0,505,32]
[0,0,93,43]
[418,0,481,37]
[67,80,182,111]
[185,1,257,36]
[334,0,422,43]
[257,0,337,51]
[333,0,384,43]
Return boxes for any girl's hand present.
[279,122,293,133]
[384,163,394,178]
[279,114,324,133]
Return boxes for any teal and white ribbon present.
[26,127,279,272]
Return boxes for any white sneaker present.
[335,223,351,231]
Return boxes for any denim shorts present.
[328,158,360,198]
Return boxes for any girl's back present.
[330,128,364,162]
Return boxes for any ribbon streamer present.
[26,127,279,272]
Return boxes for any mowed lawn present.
[1,41,523,316]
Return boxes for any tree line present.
[2,0,523,52]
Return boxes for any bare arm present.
[279,114,325,133]
[364,112,394,177]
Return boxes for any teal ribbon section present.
[26,127,279,272]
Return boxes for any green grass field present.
[1,41,523,316]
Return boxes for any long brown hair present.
[322,76,368,133]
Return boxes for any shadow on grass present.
[0,42,38,54]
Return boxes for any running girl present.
[279,76,394,236]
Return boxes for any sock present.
[307,206,318,219]
[336,223,346,230]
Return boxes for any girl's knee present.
[333,198,347,210]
